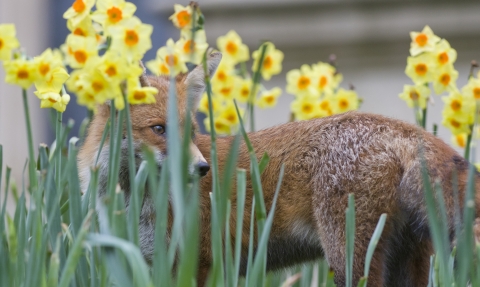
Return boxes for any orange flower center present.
[74,50,87,64]
[415,63,427,76]
[49,98,57,103]
[320,101,330,110]
[0,39,4,49]
[183,40,195,53]
[92,81,104,92]
[415,33,428,47]
[215,121,227,131]
[73,28,86,36]
[39,63,50,76]
[226,41,237,55]
[440,73,450,86]
[72,0,86,13]
[107,7,123,24]
[241,87,249,98]
[176,10,191,28]
[297,76,310,90]
[226,113,236,123]
[473,87,480,99]
[217,71,227,82]
[263,56,272,69]
[133,91,146,100]
[302,103,313,113]
[319,76,328,88]
[438,52,449,64]
[409,91,419,100]
[17,69,29,79]
[456,135,466,148]
[105,65,117,77]
[165,55,178,66]
[450,100,461,111]
[125,30,139,46]
[220,87,232,97]
[339,99,349,109]
[264,95,275,104]
[86,94,94,101]
[450,119,460,128]
[160,64,169,74]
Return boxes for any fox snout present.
[196,161,210,177]
[190,142,209,177]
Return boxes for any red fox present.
[78,52,480,287]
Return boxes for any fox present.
[78,52,480,287]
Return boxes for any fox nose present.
[196,161,210,177]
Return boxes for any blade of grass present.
[345,194,355,287]
[361,213,387,287]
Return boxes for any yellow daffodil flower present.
[442,114,471,135]
[65,68,86,93]
[461,77,480,100]
[76,90,98,111]
[169,4,197,31]
[286,65,318,97]
[92,0,137,28]
[233,77,253,103]
[219,103,241,127]
[256,87,282,108]
[311,62,342,94]
[318,94,335,117]
[63,0,95,27]
[217,30,249,64]
[291,95,319,121]
[212,79,235,101]
[433,39,457,67]
[146,38,187,76]
[405,53,436,85]
[96,51,134,82]
[398,84,430,109]
[109,16,153,61]
[451,133,467,148]
[0,24,20,61]
[432,65,458,95]
[3,58,38,89]
[127,77,158,105]
[212,59,235,86]
[33,48,64,84]
[252,42,283,81]
[34,67,70,94]
[332,88,359,114]
[199,93,222,115]
[409,25,440,56]
[64,34,98,68]
[176,29,208,65]
[442,91,475,124]
[77,65,122,104]
[204,116,232,135]
[67,16,97,38]
[34,91,71,112]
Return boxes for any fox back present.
[78,53,480,287]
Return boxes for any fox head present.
[78,52,222,194]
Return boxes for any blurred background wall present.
[1,0,480,192]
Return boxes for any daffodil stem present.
[421,107,427,129]
[248,43,268,133]
[55,111,62,196]
[22,89,37,191]
[465,131,473,161]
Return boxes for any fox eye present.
[151,125,165,135]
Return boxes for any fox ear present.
[184,52,222,105]
[138,60,151,87]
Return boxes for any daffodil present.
[77,65,122,104]
[127,77,158,105]
[442,114,471,135]
[461,77,480,101]
[204,116,232,135]
[3,58,38,89]
[409,25,440,56]
[34,67,70,93]
[218,103,241,127]
[233,77,254,103]
[291,95,319,121]
[433,39,457,67]
[332,89,359,114]
[176,29,208,65]
[217,30,249,64]
[64,34,98,68]
[442,91,475,124]
[398,84,430,109]
[212,59,235,86]
[67,15,97,38]
[169,4,197,31]
[96,51,134,82]
[0,24,20,61]
[286,65,318,97]
[212,79,235,101]
[252,42,283,81]
[65,68,86,93]
[451,133,467,148]
[256,87,282,108]
[311,62,342,94]
[76,90,98,111]
[109,16,153,61]
[432,65,458,95]
[63,0,95,27]
[405,53,436,85]
[92,0,137,28]
[36,92,71,112]
[318,94,335,117]
[146,38,187,76]
[199,93,222,115]
[33,48,64,84]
